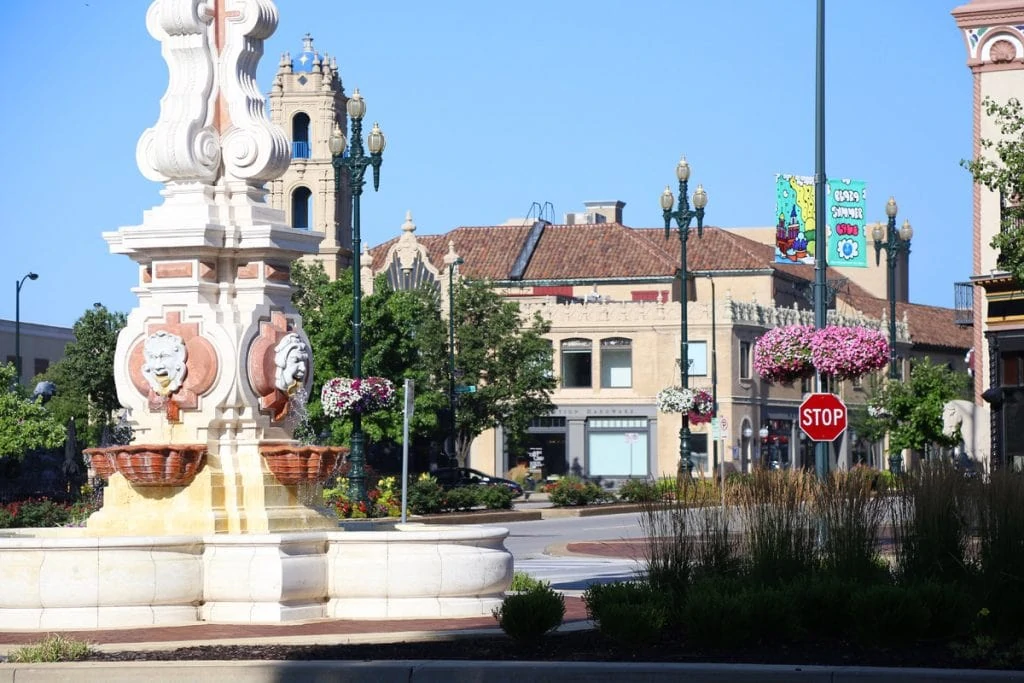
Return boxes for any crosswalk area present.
[514,557,644,592]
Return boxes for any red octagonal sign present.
[799,393,848,442]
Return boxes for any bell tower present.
[269,34,352,278]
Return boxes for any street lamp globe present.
[676,156,690,182]
[659,186,674,211]
[899,219,913,242]
[871,221,884,242]
[346,88,366,120]
[885,196,898,218]
[692,184,708,210]
[328,125,346,156]
[759,426,769,440]
[367,122,386,154]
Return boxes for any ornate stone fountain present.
[0,0,511,630]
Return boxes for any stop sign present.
[799,393,848,442]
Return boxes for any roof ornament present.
[302,33,314,52]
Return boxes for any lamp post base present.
[888,454,903,476]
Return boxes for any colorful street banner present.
[774,175,868,268]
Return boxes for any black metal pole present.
[813,0,829,481]
[330,101,384,507]
[448,261,457,467]
[14,280,21,383]
[707,274,718,475]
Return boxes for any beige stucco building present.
[953,0,1024,470]
[364,211,969,482]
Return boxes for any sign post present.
[799,393,848,442]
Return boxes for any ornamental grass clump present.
[752,325,815,383]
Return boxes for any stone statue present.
[141,330,188,396]
[274,333,308,396]
[941,400,975,449]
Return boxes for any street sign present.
[710,418,721,440]
[799,393,848,442]
[455,385,477,394]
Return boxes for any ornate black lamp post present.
[447,256,464,467]
[872,196,913,474]
[15,272,39,384]
[329,89,385,505]
[661,157,708,477]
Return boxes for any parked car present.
[432,467,524,498]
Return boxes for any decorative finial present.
[402,211,416,233]
[302,33,314,52]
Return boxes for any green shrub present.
[583,581,667,647]
[547,476,609,506]
[617,479,659,503]
[910,580,974,640]
[443,486,480,511]
[493,583,565,644]
[478,485,514,510]
[509,571,547,592]
[793,575,859,639]
[744,585,805,644]
[8,634,92,663]
[408,477,445,515]
[0,507,16,529]
[848,584,931,645]
[11,499,73,528]
[682,579,755,648]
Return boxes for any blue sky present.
[1,1,973,327]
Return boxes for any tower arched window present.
[291,112,311,159]
[291,186,312,230]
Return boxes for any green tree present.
[290,264,557,467]
[961,96,1024,284]
[0,363,66,458]
[290,262,448,447]
[873,358,970,454]
[40,304,126,446]
[446,280,556,466]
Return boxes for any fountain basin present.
[259,444,347,485]
[83,444,206,487]
[0,524,513,629]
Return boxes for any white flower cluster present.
[656,386,714,415]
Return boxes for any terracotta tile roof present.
[368,222,970,351]
[634,226,776,272]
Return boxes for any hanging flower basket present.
[321,377,396,418]
[753,325,816,383]
[810,326,889,380]
[656,386,714,424]
[753,324,890,383]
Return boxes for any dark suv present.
[432,467,524,498]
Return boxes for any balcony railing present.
[954,281,973,327]
[292,141,310,159]
[999,191,1024,268]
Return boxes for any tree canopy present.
[290,263,556,466]
[39,304,126,447]
[869,358,970,454]
[0,363,66,458]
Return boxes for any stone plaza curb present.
[2,661,1023,683]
